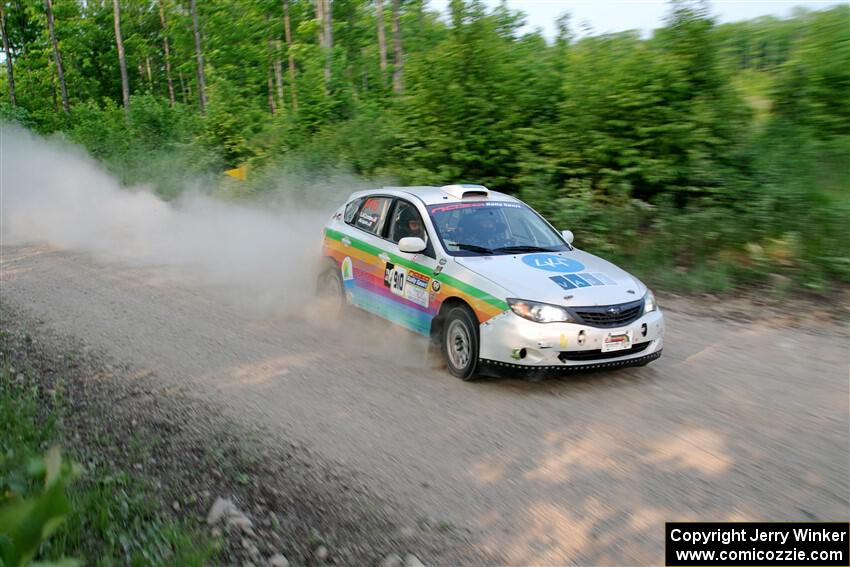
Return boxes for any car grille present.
[558,341,651,362]
[571,298,644,328]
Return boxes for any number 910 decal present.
[384,262,431,308]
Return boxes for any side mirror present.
[561,230,574,244]
[398,237,427,254]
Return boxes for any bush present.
[66,97,223,199]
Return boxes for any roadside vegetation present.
[1,0,848,293]
[0,321,215,565]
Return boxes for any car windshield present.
[426,201,569,256]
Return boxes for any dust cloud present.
[0,123,362,319]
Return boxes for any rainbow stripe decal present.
[323,228,508,335]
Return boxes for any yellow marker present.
[559,334,568,348]
[225,165,248,181]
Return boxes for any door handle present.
[341,237,351,247]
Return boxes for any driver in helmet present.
[397,206,426,241]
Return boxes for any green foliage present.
[0,449,77,567]
[0,352,75,567]
[0,342,213,566]
[772,5,850,138]
[0,102,32,127]
[527,5,750,206]
[2,0,848,291]
[393,1,530,188]
[65,95,221,198]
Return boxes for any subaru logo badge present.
[606,306,621,315]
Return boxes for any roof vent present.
[440,184,490,200]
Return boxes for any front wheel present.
[441,305,480,381]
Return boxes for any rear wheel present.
[441,305,480,380]
[316,266,345,317]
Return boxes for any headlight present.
[507,298,576,323]
[643,289,658,313]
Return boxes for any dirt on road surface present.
[2,244,848,565]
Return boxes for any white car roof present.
[348,184,521,207]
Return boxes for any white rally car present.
[319,184,664,380]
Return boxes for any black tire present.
[315,265,345,316]
[440,305,480,380]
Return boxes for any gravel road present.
[2,244,848,565]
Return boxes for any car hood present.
[453,249,646,307]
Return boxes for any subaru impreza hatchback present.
[319,184,664,380]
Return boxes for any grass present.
[0,330,216,566]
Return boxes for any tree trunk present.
[273,40,285,111]
[159,0,175,107]
[345,63,355,99]
[190,0,206,115]
[449,0,463,29]
[112,0,130,118]
[361,47,368,91]
[0,4,16,107]
[178,70,189,103]
[282,0,297,110]
[323,0,332,53]
[266,33,276,115]
[145,55,153,88]
[323,0,332,82]
[45,0,69,113]
[414,0,423,38]
[267,59,276,115]
[317,0,331,85]
[375,0,387,77]
[390,0,403,93]
[51,69,58,111]
[315,0,324,47]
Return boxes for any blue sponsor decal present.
[563,273,591,287]
[549,275,577,290]
[550,272,618,290]
[579,273,604,286]
[591,272,617,285]
[522,253,585,273]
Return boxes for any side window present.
[343,198,363,225]
[388,201,428,245]
[354,196,392,235]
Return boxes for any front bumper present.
[478,308,664,370]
